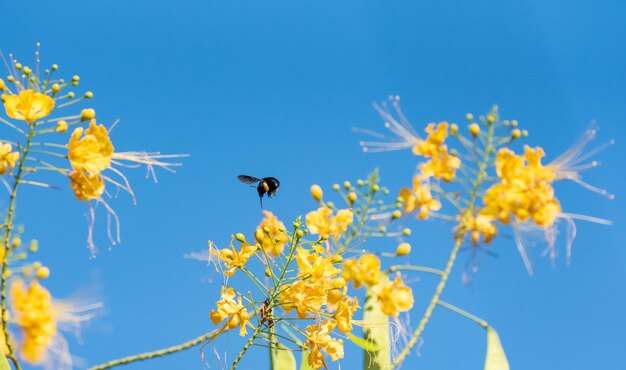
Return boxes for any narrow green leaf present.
[484,326,510,370]
[300,349,315,370]
[0,351,10,370]
[270,339,296,370]
[363,277,391,370]
[346,331,379,352]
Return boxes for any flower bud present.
[15,63,22,70]
[265,268,272,277]
[511,129,521,139]
[52,83,61,94]
[371,184,379,192]
[356,179,364,186]
[296,229,304,239]
[465,113,473,121]
[348,191,357,204]
[0,79,4,91]
[510,120,518,127]
[469,123,480,137]
[450,123,458,136]
[23,67,31,76]
[235,233,246,243]
[81,108,96,121]
[36,266,50,279]
[68,92,75,99]
[263,226,271,234]
[391,210,402,220]
[11,237,21,249]
[487,114,495,123]
[343,181,351,190]
[85,91,94,99]
[402,228,411,236]
[331,255,343,264]
[332,184,340,191]
[310,184,323,201]
[396,242,411,256]
[52,64,59,71]
[56,120,68,133]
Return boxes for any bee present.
[237,175,280,208]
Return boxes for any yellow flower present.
[10,280,56,364]
[399,175,441,219]
[305,207,353,239]
[334,297,359,333]
[3,90,55,123]
[10,279,101,368]
[303,320,344,369]
[377,273,414,317]
[279,280,327,319]
[68,120,114,175]
[295,245,341,282]
[210,287,250,336]
[458,212,497,245]
[413,122,449,157]
[0,143,20,175]
[419,146,461,182]
[254,211,289,257]
[342,254,381,289]
[211,237,257,277]
[69,171,105,201]
[484,147,562,228]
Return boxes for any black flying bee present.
[237,175,280,208]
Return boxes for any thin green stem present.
[231,325,264,370]
[437,300,488,328]
[86,330,221,370]
[0,121,37,370]
[391,237,463,368]
[388,265,445,276]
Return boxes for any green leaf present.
[484,326,510,370]
[300,349,315,370]
[363,277,391,370]
[346,331,379,352]
[0,351,10,370]
[270,339,296,370]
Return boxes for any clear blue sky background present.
[3,1,626,369]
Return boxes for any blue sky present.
[3,0,626,369]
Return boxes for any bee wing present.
[237,175,261,184]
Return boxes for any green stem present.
[231,325,264,370]
[388,265,445,276]
[87,330,220,370]
[1,122,37,370]
[391,237,463,368]
[437,300,488,328]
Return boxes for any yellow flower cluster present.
[399,175,441,219]
[210,287,250,336]
[10,280,57,364]
[413,122,461,182]
[254,210,289,256]
[305,207,354,239]
[68,120,114,202]
[303,320,344,369]
[343,254,414,317]
[278,244,358,368]
[482,146,561,228]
